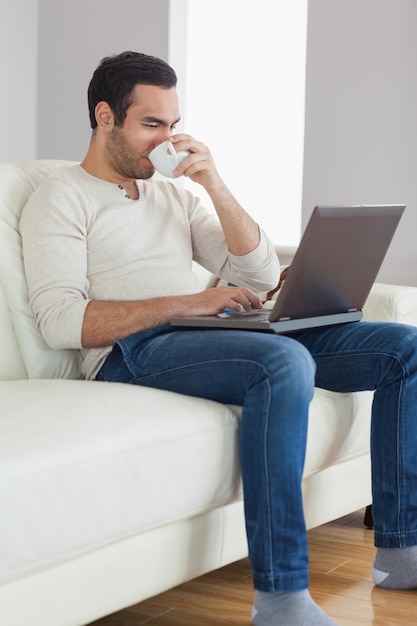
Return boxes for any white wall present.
[3,0,417,285]
[0,0,38,160]
[36,0,175,160]
[303,0,417,286]
[183,0,307,246]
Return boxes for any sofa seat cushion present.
[1,378,373,586]
[0,379,241,584]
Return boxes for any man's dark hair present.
[87,51,177,129]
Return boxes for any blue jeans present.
[96,321,417,592]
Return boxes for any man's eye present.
[144,124,158,129]
[170,124,177,131]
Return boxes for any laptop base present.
[170,310,363,334]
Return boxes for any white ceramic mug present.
[148,140,190,178]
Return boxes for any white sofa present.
[2,160,417,626]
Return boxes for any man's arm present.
[171,135,261,256]
[81,285,263,348]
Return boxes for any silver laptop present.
[170,204,405,334]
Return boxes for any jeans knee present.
[264,337,316,394]
[384,324,417,379]
[399,325,417,378]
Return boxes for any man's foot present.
[251,589,339,625]
[373,546,417,589]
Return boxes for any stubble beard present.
[107,126,155,180]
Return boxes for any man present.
[20,51,417,626]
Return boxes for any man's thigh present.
[103,326,313,404]
[292,320,417,393]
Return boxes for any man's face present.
[106,84,181,180]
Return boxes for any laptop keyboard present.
[217,308,270,321]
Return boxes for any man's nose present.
[158,128,174,144]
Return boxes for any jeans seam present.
[131,358,273,384]
[262,377,275,587]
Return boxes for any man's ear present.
[95,101,114,132]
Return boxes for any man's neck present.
[80,153,140,201]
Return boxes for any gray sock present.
[251,589,339,626]
[373,546,417,589]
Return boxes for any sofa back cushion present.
[0,160,82,380]
[0,160,219,381]
[0,284,27,379]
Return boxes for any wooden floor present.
[88,509,417,625]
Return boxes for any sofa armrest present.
[363,283,417,326]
